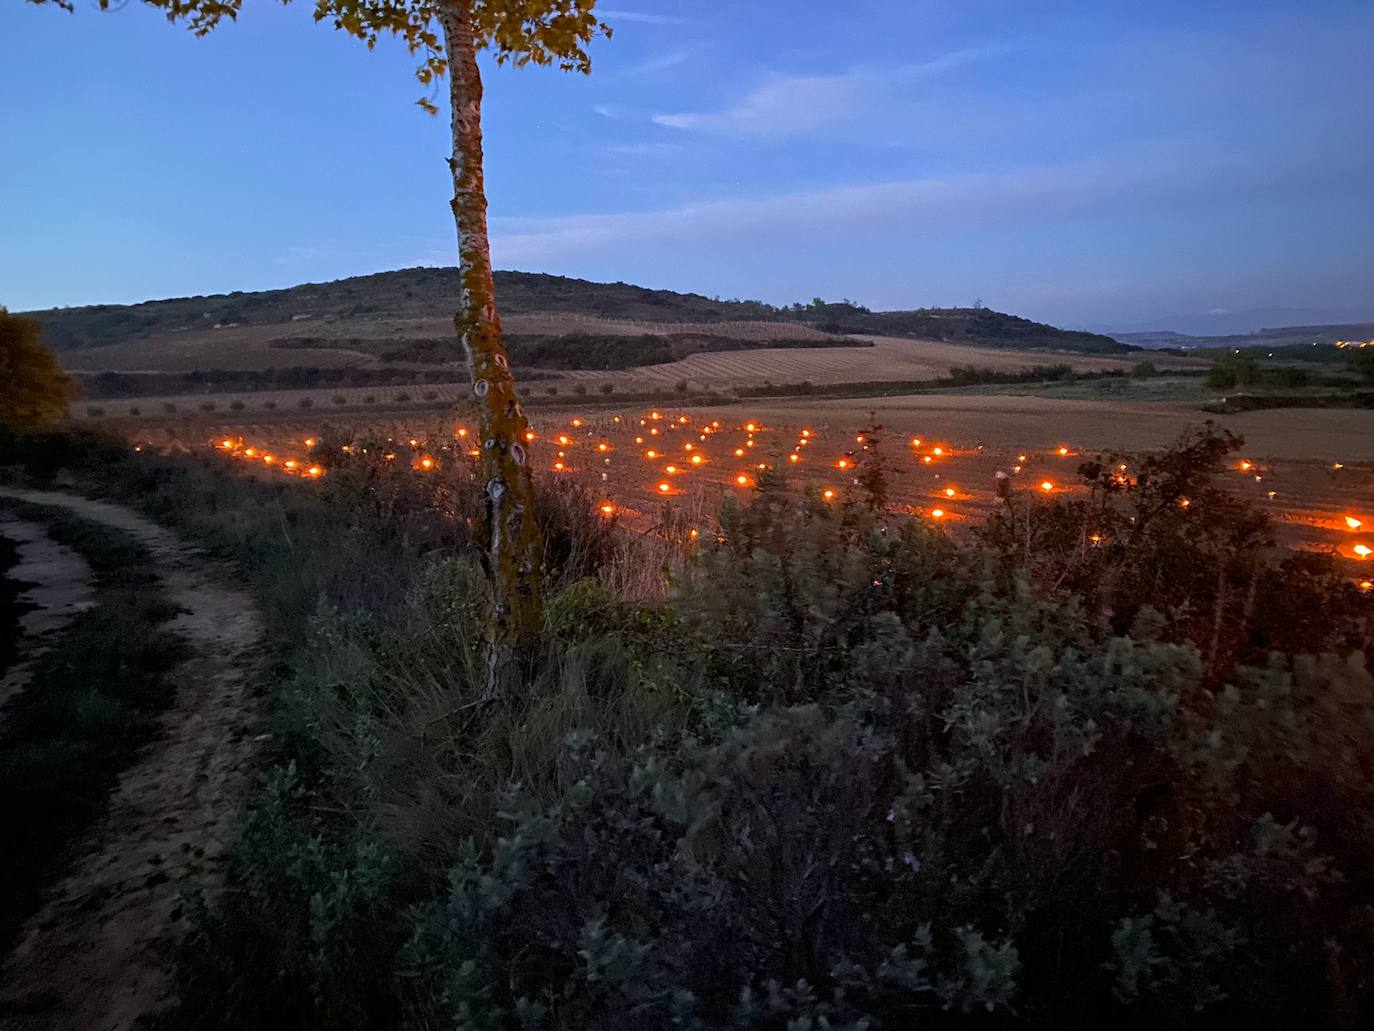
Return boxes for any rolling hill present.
[24,267,1131,358]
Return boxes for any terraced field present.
[57,314,848,377]
[556,335,1202,390]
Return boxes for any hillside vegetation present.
[24,268,1129,357]
[3,424,1371,1030]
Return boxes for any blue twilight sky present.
[1,0,1372,328]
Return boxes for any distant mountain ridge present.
[1104,305,1374,338]
[1113,322,1374,353]
[22,267,1130,356]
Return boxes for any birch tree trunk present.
[438,0,545,698]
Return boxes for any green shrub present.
[29,423,1364,1030]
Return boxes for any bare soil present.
[0,489,263,1031]
[0,514,95,715]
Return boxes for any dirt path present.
[0,512,96,715]
[0,488,263,1031]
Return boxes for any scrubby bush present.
[0,307,74,429]
[333,394,348,406]
[229,399,246,412]
[1349,348,1374,385]
[1206,352,1260,390]
[1132,361,1159,378]
[297,397,314,409]
[121,423,1374,1030]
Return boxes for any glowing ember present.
[658,482,671,493]
[1356,544,1373,559]
[734,448,745,457]
[837,459,850,470]
[930,509,945,519]
[823,489,835,501]
[789,453,800,463]
[944,487,956,498]
[1058,447,1070,456]
[736,474,750,487]
[1347,516,1363,530]
[600,503,615,516]
[1040,481,1055,492]
[307,466,323,478]
[691,454,704,465]
[304,438,317,448]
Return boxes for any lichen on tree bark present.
[439,0,545,697]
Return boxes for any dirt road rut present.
[0,488,262,1031]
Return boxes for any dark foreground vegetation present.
[0,534,29,680]
[0,502,185,953]
[2,423,1371,1030]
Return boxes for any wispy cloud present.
[490,139,1352,266]
[597,9,693,26]
[627,48,694,76]
[653,72,863,139]
[652,46,1012,141]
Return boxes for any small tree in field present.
[26,0,611,696]
[0,308,74,430]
